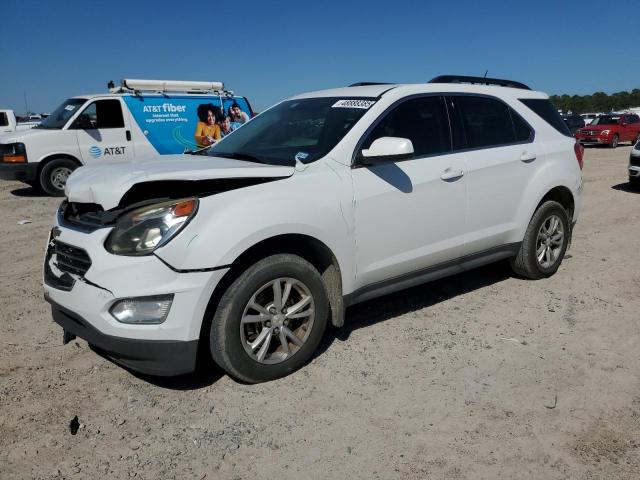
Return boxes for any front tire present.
[510,201,570,279]
[209,254,329,383]
[39,158,78,196]
[610,134,619,148]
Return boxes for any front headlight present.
[0,143,27,163]
[105,198,198,256]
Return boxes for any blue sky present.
[1,0,638,114]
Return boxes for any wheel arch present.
[535,185,575,222]
[37,153,82,178]
[198,234,345,358]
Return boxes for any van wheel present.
[40,158,78,196]
[209,254,329,383]
[610,134,619,148]
[510,201,570,279]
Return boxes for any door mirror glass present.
[361,137,414,164]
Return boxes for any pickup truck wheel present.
[40,158,78,196]
[610,134,619,148]
[209,254,329,383]
[510,200,570,280]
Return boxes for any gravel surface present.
[1,146,639,479]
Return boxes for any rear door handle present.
[520,151,536,162]
[440,167,464,181]
[125,130,131,141]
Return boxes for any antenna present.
[483,70,488,78]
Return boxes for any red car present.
[575,113,640,148]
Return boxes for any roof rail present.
[428,75,531,90]
[348,82,394,87]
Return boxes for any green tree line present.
[550,89,640,114]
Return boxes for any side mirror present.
[360,137,414,165]
[621,122,628,127]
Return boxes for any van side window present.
[75,100,124,129]
[362,96,451,157]
[0,112,7,127]
[452,96,524,149]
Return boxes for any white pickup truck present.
[0,109,38,134]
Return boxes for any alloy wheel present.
[240,278,315,364]
[536,214,564,269]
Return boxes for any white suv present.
[44,75,583,383]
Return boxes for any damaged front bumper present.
[43,225,228,376]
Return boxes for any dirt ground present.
[1,146,639,480]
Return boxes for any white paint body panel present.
[46,82,582,347]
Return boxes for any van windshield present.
[38,98,87,129]
[208,97,375,166]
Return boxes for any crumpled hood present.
[65,155,295,209]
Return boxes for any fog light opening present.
[109,294,174,324]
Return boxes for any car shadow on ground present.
[611,182,640,194]
[315,261,513,356]
[10,186,49,198]
[119,261,513,390]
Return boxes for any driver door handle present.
[440,167,465,181]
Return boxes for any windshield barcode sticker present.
[332,99,375,109]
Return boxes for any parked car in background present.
[629,140,640,187]
[575,113,640,147]
[580,113,601,125]
[43,75,583,383]
[0,109,38,134]
[0,79,254,195]
[562,114,585,134]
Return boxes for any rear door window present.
[449,95,532,149]
[0,112,7,127]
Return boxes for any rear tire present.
[630,177,640,189]
[209,254,329,383]
[39,158,78,196]
[610,134,619,148]
[510,201,570,280]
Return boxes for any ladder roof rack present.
[428,75,531,90]
[109,79,234,96]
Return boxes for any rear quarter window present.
[519,99,572,137]
[0,112,7,127]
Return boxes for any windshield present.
[208,97,375,166]
[38,98,87,129]
[590,115,619,126]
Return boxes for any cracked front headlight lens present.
[105,198,198,256]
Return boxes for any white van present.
[0,79,254,195]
